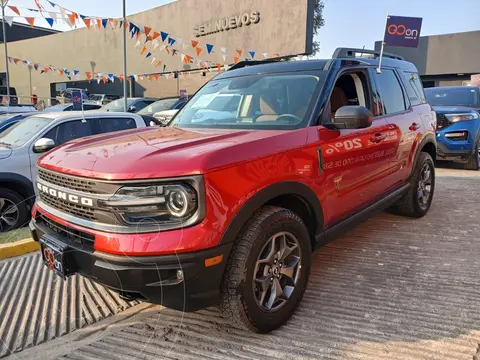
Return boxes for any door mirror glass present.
[331,106,373,129]
[33,138,56,153]
[127,105,136,113]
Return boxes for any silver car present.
[0,111,146,231]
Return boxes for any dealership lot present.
[0,167,479,360]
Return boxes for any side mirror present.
[127,105,136,113]
[331,106,373,129]
[33,138,56,153]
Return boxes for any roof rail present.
[332,47,405,61]
[227,59,284,71]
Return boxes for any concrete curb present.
[0,239,40,260]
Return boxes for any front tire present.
[0,188,29,232]
[219,206,311,333]
[390,152,435,218]
[464,138,480,170]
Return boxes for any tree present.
[312,0,325,56]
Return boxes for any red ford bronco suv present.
[30,48,437,333]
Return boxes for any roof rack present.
[332,47,405,61]
[227,59,285,71]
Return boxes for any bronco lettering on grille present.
[37,182,94,207]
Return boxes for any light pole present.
[122,0,128,111]
[1,0,10,105]
[28,64,32,99]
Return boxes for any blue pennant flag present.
[129,22,135,33]
[34,64,39,70]
[28,8,38,12]
[74,70,80,76]
[108,73,114,79]
[40,69,45,74]
[168,37,176,46]
[206,44,214,54]
[79,14,86,19]
[160,31,168,42]
[249,51,255,58]
[130,75,135,81]
[119,20,123,28]
[146,52,152,58]
[163,64,167,72]
[102,18,108,28]
[22,60,28,65]
[67,76,71,80]
[45,17,54,27]
[172,49,177,55]
[174,72,179,79]
[64,69,70,75]
[48,1,56,7]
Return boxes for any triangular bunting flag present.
[83,17,91,29]
[196,47,202,56]
[48,0,56,7]
[135,40,141,48]
[102,18,108,28]
[40,69,45,74]
[234,56,240,63]
[160,31,168,42]
[168,37,176,47]
[45,18,54,27]
[8,6,20,16]
[221,47,227,54]
[152,31,160,40]
[263,52,268,58]
[74,70,80,76]
[144,26,151,36]
[217,64,221,72]
[150,56,156,64]
[86,72,92,80]
[68,13,76,27]
[34,64,39,70]
[136,31,141,40]
[48,11,57,23]
[59,7,66,20]
[141,46,147,55]
[25,17,35,27]
[182,42,188,50]
[191,40,199,48]
[156,60,162,67]
[174,72,179,79]
[185,55,191,64]
[222,55,227,62]
[236,49,243,56]
[109,18,115,28]
[13,58,20,64]
[165,73,170,79]
[153,39,159,49]
[180,54,185,62]
[4,16,13,27]
[206,44,214,54]
[146,52,152,58]
[154,74,159,80]
[119,20,123,28]
[176,38,183,46]
[249,51,255,59]
[96,19,102,29]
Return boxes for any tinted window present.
[0,116,51,148]
[401,71,426,106]
[374,69,407,114]
[102,98,135,112]
[96,118,137,133]
[83,104,101,110]
[425,87,480,108]
[133,100,155,112]
[44,120,94,145]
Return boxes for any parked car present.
[0,113,37,133]
[0,105,37,114]
[31,48,436,333]
[44,103,102,112]
[0,111,146,231]
[138,97,187,117]
[101,97,158,113]
[56,88,89,104]
[89,94,121,106]
[425,86,480,170]
[152,109,179,125]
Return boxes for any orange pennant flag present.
[25,17,35,27]
[109,18,114,27]
[274,53,280,57]
[8,6,20,16]
[13,58,20,64]
[68,13,77,27]
[144,26,151,36]
[59,69,64,76]
[184,55,191,64]
[135,31,141,40]
[200,63,206,69]
[148,75,153,80]
[114,19,119,28]
[236,49,243,56]
[234,56,240,63]
[196,47,202,56]
[44,67,50,73]
[96,19,102,29]
[154,74,159,80]
[217,64,221,72]
[152,31,160,40]
[191,40,199,48]
[156,60,162,67]
[73,12,79,20]
[86,72,92,80]
[141,46,147,55]
[83,18,91,29]
[102,77,107,84]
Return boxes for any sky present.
[7,0,480,59]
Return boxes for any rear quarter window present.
[400,71,426,106]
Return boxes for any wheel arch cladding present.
[411,134,436,178]
[0,173,35,206]
[219,181,324,250]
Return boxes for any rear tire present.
[464,139,480,170]
[389,152,435,218]
[0,188,29,232]
[219,206,311,333]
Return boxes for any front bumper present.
[436,123,478,162]
[30,212,232,312]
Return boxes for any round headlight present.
[166,185,195,217]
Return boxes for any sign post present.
[377,14,423,73]
[1,0,10,105]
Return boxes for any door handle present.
[409,122,421,131]
[371,133,387,143]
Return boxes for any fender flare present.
[410,133,436,178]
[0,173,35,205]
[218,181,324,245]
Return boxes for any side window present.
[64,105,73,111]
[96,117,137,134]
[134,101,154,111]
[83,104,100,110]
[400,71,426,106]
[43,120,94,145]
[374,69,407,115]
[328,70,371,120]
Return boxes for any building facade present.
[375,30,480,88]
[0,0,314,103]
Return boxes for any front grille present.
[38,168,102,194]
[436,113,451,130]
[38,213,95,251]
[39,192,98,221]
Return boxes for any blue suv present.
[425,86,480,170]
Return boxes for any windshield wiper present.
[0,141,11,148]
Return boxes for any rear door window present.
[373,69,408,115]
[44,119,94,145]
[95,117,137,133]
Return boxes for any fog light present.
[176,270,184,281]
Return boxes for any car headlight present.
[98,177,204,229]
[445,112,479,122]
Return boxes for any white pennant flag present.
[159,44,167,52]
[263,52,268,58]
[97,78,102,84]
[135,40,141,48]
[222,55,227,62]
[182,42,188,50]
[164,73,170,79]
[180,54,185,62]
[153,39,159,49]
[65,17,74,28]
[4,16,13,27]
[151,56,156,64]
[48,11,57,23]
[59,7,66,21]
[220,47,227,54]
[133,74,139,81]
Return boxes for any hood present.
[433,106,479,114]
[0,147,12,160]
[38,126,306,180]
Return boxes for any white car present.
[153,109,179,125]
[0,111,146,231]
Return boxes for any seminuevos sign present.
[384,15,423,48]
[194,11,260,37]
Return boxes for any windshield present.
[102,98,135,111]
[425,87,480,108]
[89,95,103,101]
[44,105,68,112]
[170,71,324,130]
[138,98,179,115]
[0,116,51,148]
[0,114,17,126]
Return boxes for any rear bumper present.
[30,214,232,312]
